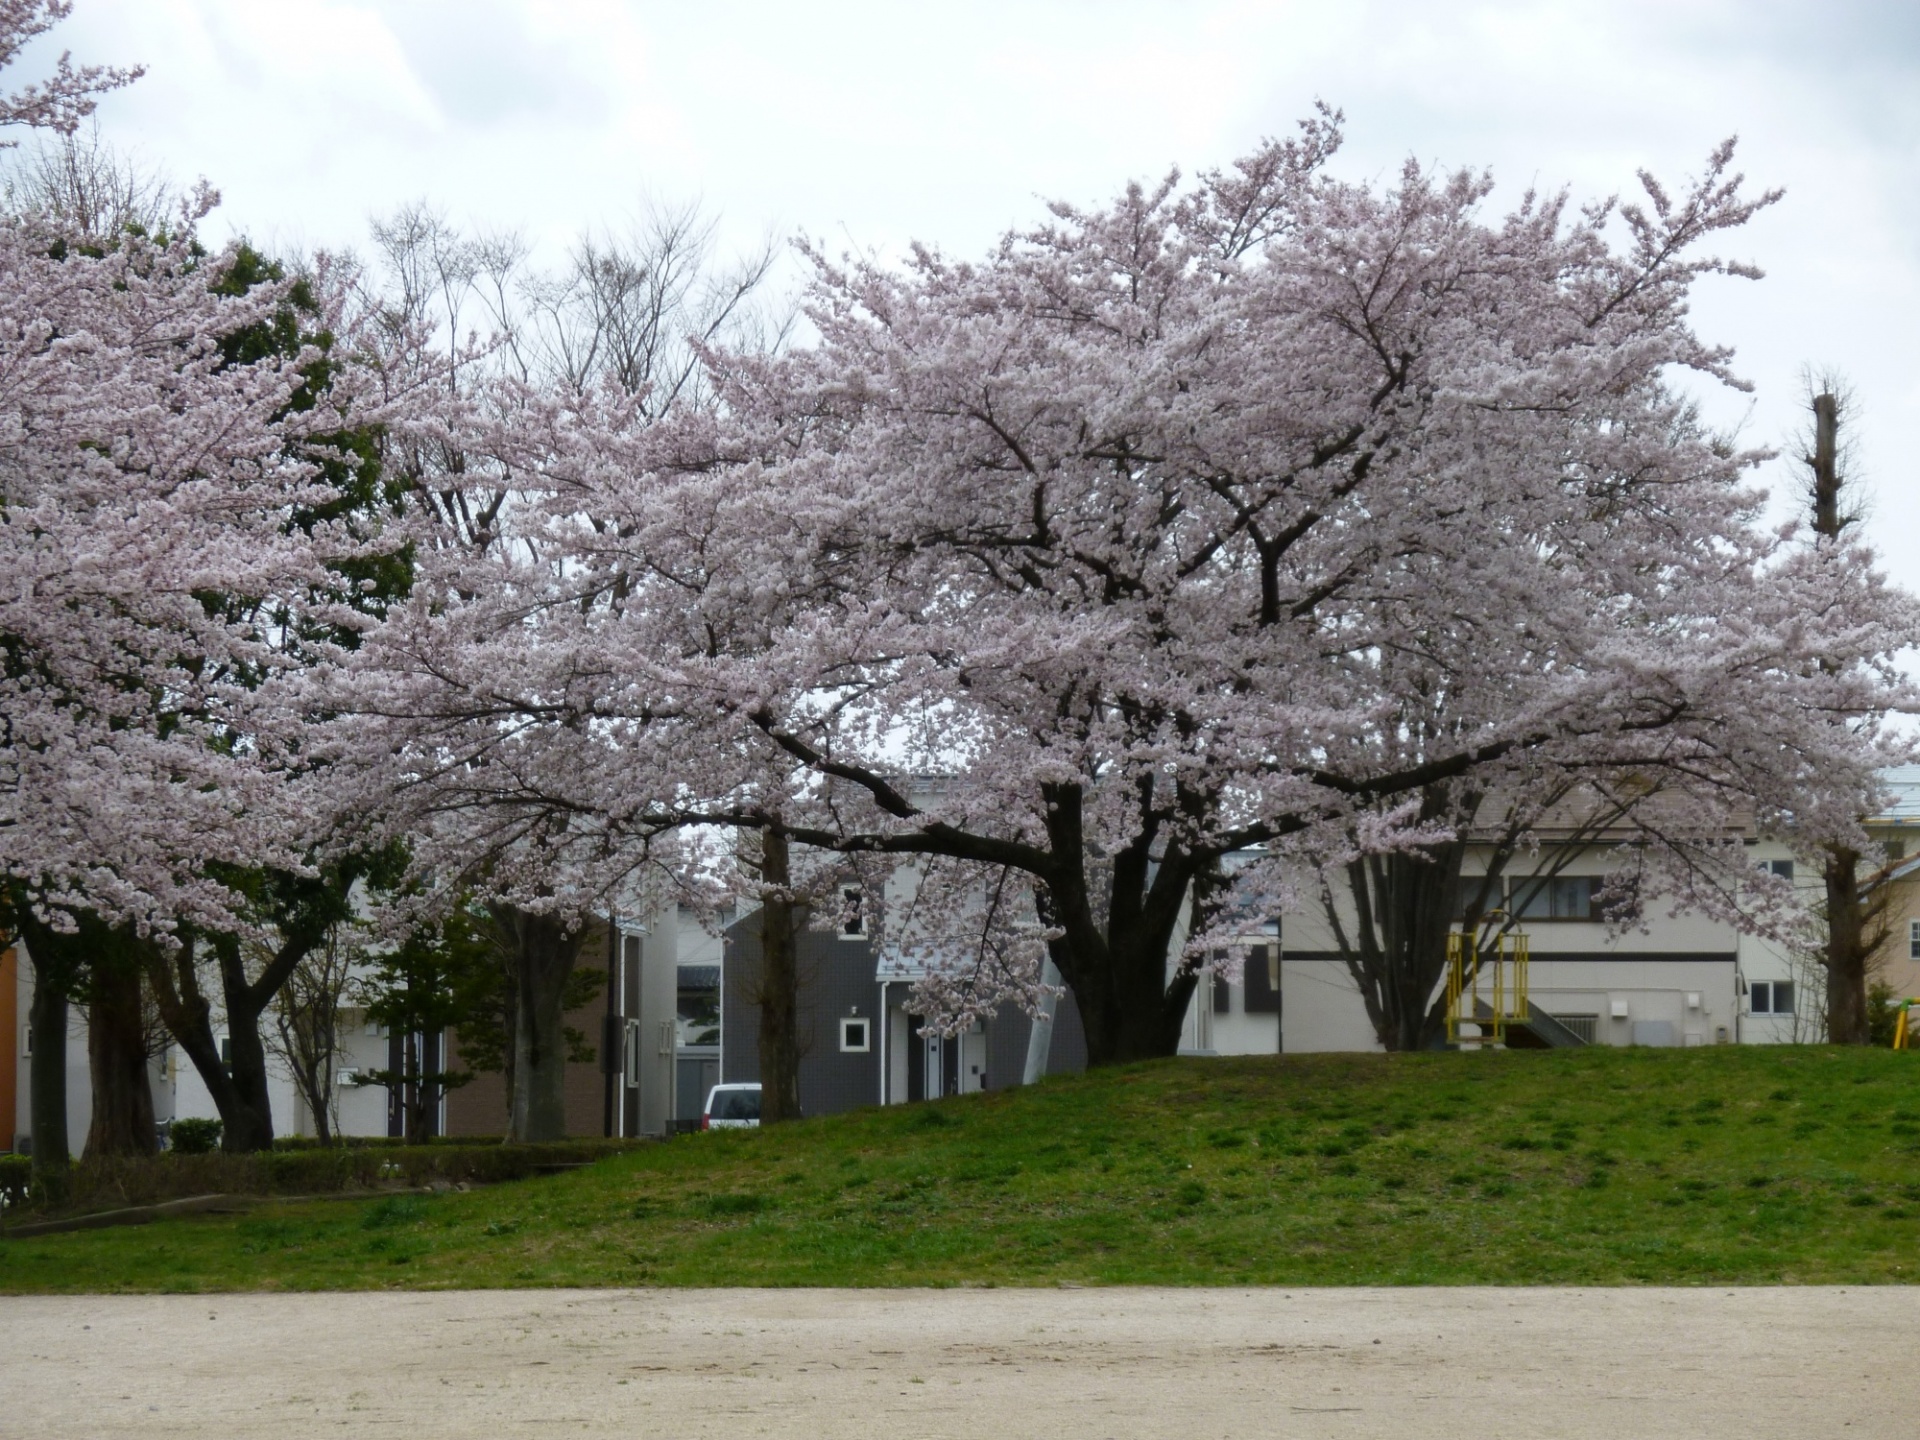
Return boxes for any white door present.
[960,1022,988,1093]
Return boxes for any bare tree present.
[2,120,170,236]
[479,200,787,409]
[1798,374,1888,1043]
[264,924,358,1144]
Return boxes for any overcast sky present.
[25,0,1920,586]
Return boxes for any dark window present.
[1513,875,1595,920]
[1750,981,1795,1016]
[1244,944,1281,1014]
[1213,974,1231,1014]
[677,981,719,1048]
[1910,920,1920,962]
[1759,859,1795,881]
[839,1017,870,1052]
[840,888,864,937]
[1888,839,1906,862]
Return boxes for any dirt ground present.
[3,1286,1915,1439]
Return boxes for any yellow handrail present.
[1894,999,1920,1051]
[1446,911,1529,1047]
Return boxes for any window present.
[676,978,720,1049]
[839,1016,871,1053]
[1910,920,1920,962]
[1888,839,1906,862]
[1244,943,1282,1014]
[1750,981,1795,1016]
[1513,875,1596,920]
[839,888,864,938]
[1452,878,1500,921]
[1758,859,1795,881]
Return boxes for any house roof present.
[1872,765,1920,827]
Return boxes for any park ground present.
[3,1045,1919,1290]
[3,1286,1918,1438]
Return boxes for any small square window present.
[839,1017,870,1053]
[1767,859,1795,881]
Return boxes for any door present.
[959,1021,988,1093]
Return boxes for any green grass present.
[5,1046,1919,1292]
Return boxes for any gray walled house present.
[719,907,1087,1116]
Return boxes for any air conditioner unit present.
[1610,999,1631,1020]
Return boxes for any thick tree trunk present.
[26,955,72,1206]
[140,933,270,1151]
[212,939,279,1150]
[1823,845,1872,1044]
[491,905,587,1142]
[84,958,156,1158]
[1030,781,1203,1068]
[757,829,803,1123]
[1063,926,1197,1066]
[1334,844,1465,1053]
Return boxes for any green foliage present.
[166,1119,223,1155]
[449,919,602,1079]
[1868,982,1901,1048]
[0,1155,31,1210]
[9,1048,1920,1290]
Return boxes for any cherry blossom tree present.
[321,206,781,1139]
[446,116,1913,1068]
[0,134,401,1177]
[0,1,138,142]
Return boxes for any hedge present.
[0,1138,647,1218]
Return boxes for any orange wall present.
[0,947,16,1152]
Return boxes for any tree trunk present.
[490,904,587,1142]
[84,957,156,1158]
[1823,845,1872,1044]
[1331,842,1466,1053]
[1806,387,1876,1041]
[756,829,803,1123]
[25,951,72,1207]
[1029,782,1202,1068]
[140,933,271,1152]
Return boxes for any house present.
[14,773,1920,1154]
[717,902,1087,1115]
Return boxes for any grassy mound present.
[3,1046,1917,1291]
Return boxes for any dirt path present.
[2,1286,1914,1438]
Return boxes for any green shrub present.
[167,1118,224,1155]
[0,1154,31,1211]
[1868,982,1899,1048]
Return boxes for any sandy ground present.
[2,1286,1916,1439]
